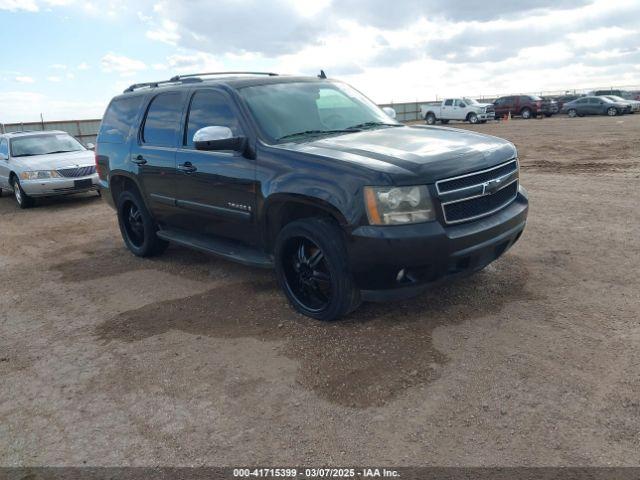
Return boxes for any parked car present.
[604,95,639,113]
[552,94,584,110]
[96,72,528,321]
[0,130,99,208]
[562,96,628,117]
[592,89,640,101]
[420,97,495,125]
[493,95,559,119]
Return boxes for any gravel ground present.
[1,114,639,466]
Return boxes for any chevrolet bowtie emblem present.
[482,178,502,195]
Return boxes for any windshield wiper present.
[45,150,80,154]
[277,129,360,141]
[346,121,402,130]
[13,153,39,157]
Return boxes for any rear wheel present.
[521,107,532,119]
[11,176,33,209]
[607,107,618,116]
[116,190,168,257]
[567,109,577,118]
[425,113,436,125]
[275,217,361,321]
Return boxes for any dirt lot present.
[1,114,639,466]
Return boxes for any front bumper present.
[20,174,99,197]
[347,187,529,301]
[478,112,495,120]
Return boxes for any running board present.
[157,229,273,269]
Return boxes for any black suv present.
[96,72,528,321]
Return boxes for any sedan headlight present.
[364,185,435,225]
[20,170,63,180]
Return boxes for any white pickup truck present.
[420,98,495,125]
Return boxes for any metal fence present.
[0,119,101,145]
[2,83,639,137]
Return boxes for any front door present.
[173,88,257,246]
[452,99,467,120]
[130,91,186,225]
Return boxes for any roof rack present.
[123,77,202,93]
[123,72,280,93]
[169,71,279,81]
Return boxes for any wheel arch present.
[262,193,349,252]
[108,171,147,207]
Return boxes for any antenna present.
[318,70,327,79]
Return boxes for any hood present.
[475,102,494,108]
[13,149,94,171]
[277,125,516,184]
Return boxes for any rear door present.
[0,138,9,188]
[173,88,257,245]
[574,98,589,115]
[130,91,186,224]
[440,99,454,119]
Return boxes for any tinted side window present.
[588,98,600,104]
[184,90,241,147]
[143,92,184,147]
[576,98,587,104]
[98,96,144,143]
[444,99,453,106]
[0,139,8,157]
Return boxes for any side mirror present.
[459,103,466,108]
[382,107,396,119]
[193,126,247,152]
[85,142,95,151]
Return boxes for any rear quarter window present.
[98,96,144,144]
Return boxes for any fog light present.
[396,269,406,282]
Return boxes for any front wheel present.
[607,107,618,116]
[468,112,478,124]
[274,218,361,321]
[11,177,34,209]
[116,190,168,257]
[521,107,532,119]
[425,113,436,125]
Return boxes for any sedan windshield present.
[238,81,400,143]
[606,96,627,103]
[11,133,85,157]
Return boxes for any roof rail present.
[123,77,203,93]
[169,71,279,81]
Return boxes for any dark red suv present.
[493,95,559,119]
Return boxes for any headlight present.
[364,185,435,225]
[19,170,63,180]
[481,107,487,113]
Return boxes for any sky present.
[1,0,639,123]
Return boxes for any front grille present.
[443,181,518,224]
[485,105,495,113]
[57,166,96,178]
[436,159,517,193]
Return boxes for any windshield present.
[238,81,399,142]
[463,97,479,105]
[606,96,626,102]
[530,95,543,101]
[599,96,615,103]
[11,133,85,157]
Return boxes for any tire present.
[467,112,478,124]
[567,109,577,118]
[520,107,532,119]
[11,176,34,209]
[425,113,436,125]
[440,119,449,124]
[274,217,361,321]
[607,107,618,116]
[544,113,553,117]
[116,189,168,257]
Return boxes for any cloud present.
[47,76,63,82]
[0,0,39,11]
[15,76,35,84]
[77,62,90,70]
[100,52,146,76]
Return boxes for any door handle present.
[178,162,197,173]
[132,154,147,165]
